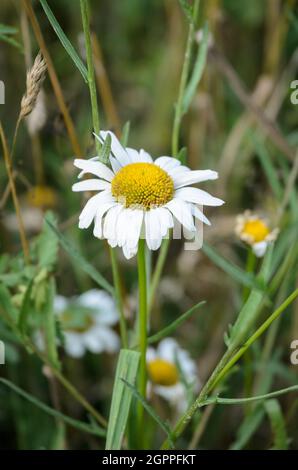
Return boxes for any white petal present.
[110,156,122,174]
[192,204,211,226]
[122,209,144,249]
[83,326,120,354]
[104,204,124,243]
[166,198,196,232]
[78,193,104,229]
[146,347,157,362]
[154,156,181,171]
[54,295,68,313]
[176,187,224,206]
[145,210,163,251]
[253,241,267,257]
[93,201,118,238]
[154,207,173,237]
[72,179,110,192]
[64,333,86,358]
[157,338,179,362]
[126,148,141,163]
[139,149,153,163]
[173,170,218,189]
[96,131,131,166]
[74,158,114,181]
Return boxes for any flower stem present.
[137,238,148,438]
[110,248,128,348]
[80,0,101,156]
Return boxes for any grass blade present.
[147,301,205,345]
[264,399,289,450]
[202,242,265,292]
[0,378,106,437]
[182,23,209,113]
[46,218,114,295]
[106,349,140,450]
[122,379,175,448]
[39,0,88,82]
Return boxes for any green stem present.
[110,247,128,348]
[243,248,256,302]
[172,0,200,157]
[137,238,148,439]
[161,287,298,449]
[80,0,101,156]
[149,0,200,310]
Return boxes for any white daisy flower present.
[235,210,279,257]
[147,338,200,412]
[72,130,224,259]
[55,289,120,358]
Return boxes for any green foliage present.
[106,350,140,450]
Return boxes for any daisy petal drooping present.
[72,130,224,259]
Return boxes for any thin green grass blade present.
[0,378,106,437]
[227,244,273,351]
[202,242,265,292]
[106,349,140,450]
[122,379,175,448]
[147,301,205,345]
[254,136,283,199]
[39,0,88,82]
[46,219,114,295]
[264,399,289,450]
[182,22,209,113]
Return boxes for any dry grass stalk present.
[0,123,30,262]
[20,51,47,120]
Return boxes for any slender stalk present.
[149,0,200,308]
[110,248,128,348]
[137,238,148,438]
[172,0,200,156]
[22,0,82,156]
[80,0,101,156]
[0,123,30,263]
[161,287,298,449]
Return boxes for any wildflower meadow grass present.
[0,0,298,456]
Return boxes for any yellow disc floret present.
[111,163,174,210]
[241,219,270,243]
[147,358,179,386]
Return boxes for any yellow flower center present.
[147,358,179,386]
[111,163,174,210]
[242,219,270,243]
[26,185,57,209]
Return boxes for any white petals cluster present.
[73,131,224,259]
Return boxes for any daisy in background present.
[146,338,200,412]
[54,289,120,358]
[235,210,279,257]
[72,130,224,259]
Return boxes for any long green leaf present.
[202,242,265,292]
[227,244,273,351]
[202,385,298,407]
[182,23,209,113]
[0,378,106,437]
[148,301,205,345]
[39,0,88,82]
[46,219,114,295]
[106,349,140,450]
[122,379,174,448]
[264,399,289,450]
[254,136,283,199]
[18,278,34,335]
